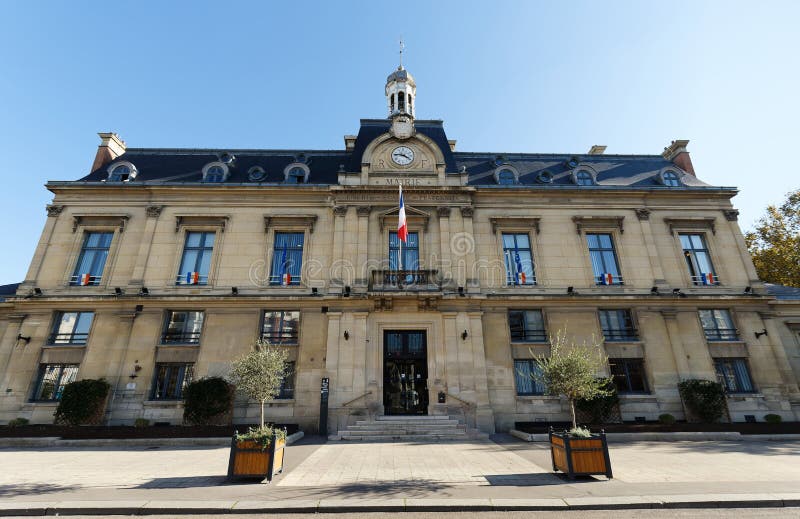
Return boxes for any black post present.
[549,426,557,472]
[319,377,329,437]
[601,429,613,479]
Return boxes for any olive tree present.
[533,328,612,430]
[228,340,289,428]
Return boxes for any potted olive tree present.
[227,340,290,482]
[533,328,614,479]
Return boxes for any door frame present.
[383,329,429,415]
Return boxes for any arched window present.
[575,170,594,186]
[390,94,395,112]
[408,93,412,112]
[398,91,405,111]
[497,169,516,185]
[109,164,131,182]
[204,165,226,183]
[662,171,681,187]
[287,167,306,184]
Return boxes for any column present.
[635,209,666,286]
[661,309,691,379]
[760,312,800,395]
[460,207,478,288]
[0,314,28,396]
[724,211,762,285]
[437,207,453,288]
[129,206,162,286]
[355,207,370,288]
[21,205,64,288]
[467,311,495,432]
[331,206,347,288]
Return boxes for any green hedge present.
[575,379,619,424]
[54,379,110,425]
[678,379,727,423]
[182,377,234,425]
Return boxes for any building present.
[1,66,799,432]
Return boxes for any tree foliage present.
[533,328,612,430]
[182,377,234,425]
[228,340,289,428]
[678,379,727,423]
[54,378,110,425]
[745,188,800,287]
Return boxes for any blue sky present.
[1,1,798,285]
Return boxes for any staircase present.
[331,415,489,442]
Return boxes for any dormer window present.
[536,171,554,184]
[248,166,267,182]
[574,170,595,186]
[284,163,310,184]
[497,169,516,185]
[107,162,137,182]
[202,162,229,183]
[662,170,681,187]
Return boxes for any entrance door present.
[383,330,428,415]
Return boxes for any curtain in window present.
[270,232,304,284]
[389,232,419,270]
[514,360,546,395]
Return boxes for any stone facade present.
[1,69,799,431]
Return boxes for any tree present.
[745,188,800,287]
[533,328,612,430]
[228,340,289,428]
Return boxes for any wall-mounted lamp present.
[139,287,149,296]
[567,286,576,295]
[343,330,350,341]
[129,362,142,379]
[33,287,43,296]
[458,286,465,297]
[231,286,238,295]
[650,286,659,295]
[754,329,768,339]
[461,329,469,340]
[114,287,124,296]
[16,334,31,345]
[343,286,351,297]
[743,286,752,295]
[135,304,144,313]
[311,287,319,296]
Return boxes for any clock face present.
[391,146,415,166]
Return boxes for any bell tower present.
[385,41,416,119]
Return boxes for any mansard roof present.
[74,119,728,190]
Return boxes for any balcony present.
[602,329,639,342]
[161,331,202,344]
[690,274,721,286]
[69,275,101,286]
[48,332,88,345]
[370,270,440,292]
[704,329,740,341]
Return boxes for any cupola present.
[386,65,416,118]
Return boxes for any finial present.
[399,37,404,69]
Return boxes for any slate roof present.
[0,283,20,301]
[74,119,727,190]
[765,283,800,300]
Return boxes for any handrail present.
[445,392,474,408]
[342,390,372,408]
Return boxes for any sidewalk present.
[0,434,799,514]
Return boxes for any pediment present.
[377,205,430,231]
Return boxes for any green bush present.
[764,414,782,424]
[658,413,676,424]
[575,379,619,424]
[182,377,234,425]
[7,417,29,427]
[134,418,150,427]
[678,379,727,423]
[235,425,287,450]
[54,379,110,425]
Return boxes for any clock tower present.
[386,64,416,139]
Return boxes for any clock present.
[391,146,415,166]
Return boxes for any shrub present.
[183,377,234,425]
[7,417,29,427]
[235,425,287,450]
[678,379,727,423]
[134,418,150,428]
[658,413,676,424]
[764,414,782,424]
[54,379,111,425]
[575,379,619,424]
[567,426,592,438]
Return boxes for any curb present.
[508,429,800,442]
[0,431,305,449]
[1,494,799,515]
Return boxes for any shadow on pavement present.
[134,476,228,489]
[0,482,81,496]
[483,473,570,486]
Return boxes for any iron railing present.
[161,331,202,344]
[370,269,440,291]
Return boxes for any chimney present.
[588,145,606,155]
[448,140,457,151]
[343,135,357,152]
[662,139,695,176]
[91,132,126,172]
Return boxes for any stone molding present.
[635,208,651,220]
[663,217,716,236]
[572,215,625,235]
[356,206,371,217]
[460,206,474,218]
[174,214,229,233]
[333,206,348,217]
[437,207,451,218]
[723,209,740,222]
[46,205,64,217]
[73,213,130,233]
[263,215,318,234]
[489,216,541,235]
[145,205,164,218]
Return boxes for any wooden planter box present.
[549,428,612,479]
[227,432,286,482]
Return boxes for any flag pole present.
[398,185,403,271]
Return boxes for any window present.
[587,233,622,285]
[286,167,306,184]
[261,311,300,344]
[248,166,267,182]
[390,93,395,112]
[509,310,547,342]
[31,364,78,401]
[389,231,419,270]
[49,312,94,345]
[497,169,516,185]
[599,309,638,341]
[680,233,718,285]
[398,91,405,111]
[176,231,215,285]
[574,170,594,186]
[277,361,296,399]
[270,232,304,285]
[609,358,648,393]
[514,360,546,395]
[714,358,755,393]
[204,165,226,183]
[699,309,739,341]
[108,164,131,182]
[536,171,553,184]
[151,363,194,400]
[161,311,204,344]
[71,232,113,286]
[408,93,412,113]
[662,171,681,187]
[502,233,535,285]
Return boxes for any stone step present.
[334,434,471,442]
[346,426,464,433]
[340,429,466,436]
[352,421,461,428]
[357,419,460,426]
[375,415,452,420]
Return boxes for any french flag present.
[280,243,292,286]
[515,252,526,285]
[186,271,200,285]
[601,273,614,285]
[79,273,91,286]
[701,272,715,285]
[397,185,408,244]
